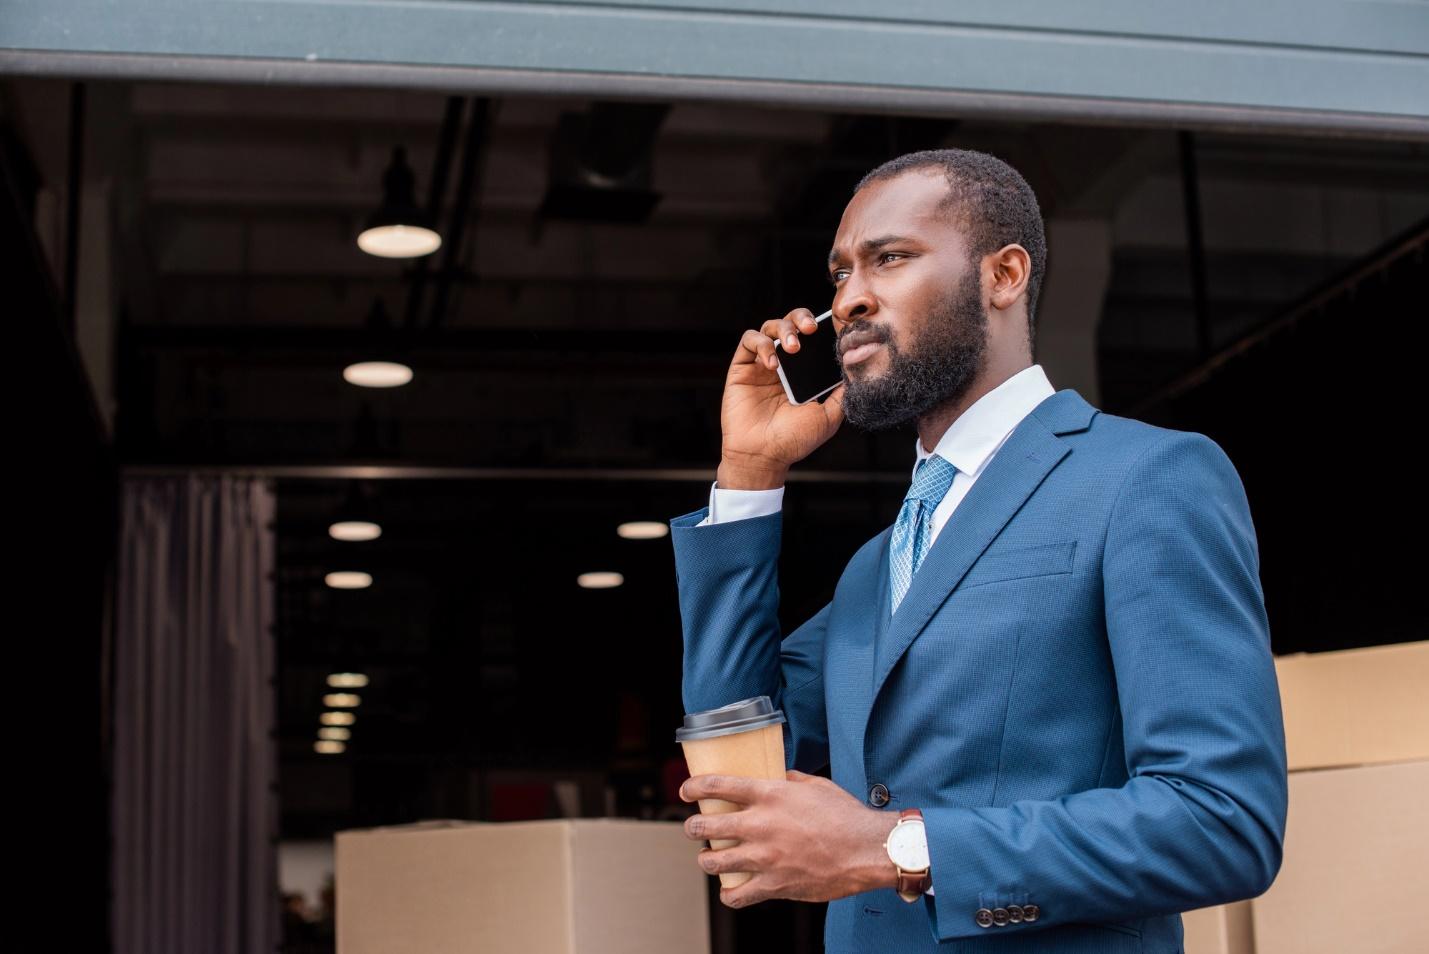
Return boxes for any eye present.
[878,252,904,265]
[829,268,849,284]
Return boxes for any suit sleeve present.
[670,507,830,773]
[921,431,1288,940]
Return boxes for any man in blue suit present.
[670,149,1287,952]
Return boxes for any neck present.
[916,355,1033,453]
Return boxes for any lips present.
[841,341,882,368]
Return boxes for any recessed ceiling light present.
[577,571,624,589]
[325,571,372,590]
[320,711,356,727]
[314,740,346,755]
[318,727,351,742]
[323,693,361,708]
[327,672,370,689]
[343,361,414,389]
[616,521,668,540]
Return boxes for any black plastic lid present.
[676,696,786,742]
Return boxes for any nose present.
[833,274,875,331]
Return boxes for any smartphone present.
[774,309,841,406]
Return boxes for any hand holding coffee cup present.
[676,697,788,888]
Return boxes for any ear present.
[987,244,1031,313]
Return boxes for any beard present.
[838,270,988,432]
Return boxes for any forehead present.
[832,169,969,257]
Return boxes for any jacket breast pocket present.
[958,540,1077,590]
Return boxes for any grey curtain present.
[113,475,279,954]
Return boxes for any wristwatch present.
[883,808,931,902]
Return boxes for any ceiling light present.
[323,693,361,708]
[358,224,441,259]
[616,521,668,540]
[357,146,442,258]
[343,361,413,388]
[329,521,382,542]
[314,740,346,755]
[577,571,624,589]
[325,571,372,590]
[318,727,351,742]
[320,711,356,727]
[343,300,414,389]
[330,479,385,541]
[327,672,370,689]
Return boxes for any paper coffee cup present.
[677,696,787,889]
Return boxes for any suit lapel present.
[869,405,1075,704]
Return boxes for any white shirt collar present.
[914,365,1057,478]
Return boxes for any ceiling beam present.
[120,463,905,483]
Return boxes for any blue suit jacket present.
[671,389,1287,953]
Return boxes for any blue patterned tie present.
[889,454,958,613]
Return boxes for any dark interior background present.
[6,77,1424,953]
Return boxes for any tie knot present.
[906,454,957,505]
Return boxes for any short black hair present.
[854,149,1047,348]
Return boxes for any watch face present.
[887,819,929,871]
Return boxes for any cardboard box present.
[1250,759,1427,954]
[1182,901,1253,954]
[1274,641,1429,771]
[1186,642,1427,954]
[336,819,710,954]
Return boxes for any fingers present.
[762,308,819,353]
[733,308,823,371]
[736,328,781,371]
[680,773,771,804]
[683,810,744,842]
[719,876,773,909]
[698,845,764,877]
[698,851,773,908]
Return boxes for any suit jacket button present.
[975,908,994,928]
[868,783,890,807]
[1007,904,1024,923]
[992,908,1010,926]
[1022,904,1040,922]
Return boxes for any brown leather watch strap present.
[897,869,932,898]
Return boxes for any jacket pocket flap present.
[960,540,1076,589]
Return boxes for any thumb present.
[821,383,846,430]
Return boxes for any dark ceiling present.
[5,77,1426,839]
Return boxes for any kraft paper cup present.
[677,696,787,889]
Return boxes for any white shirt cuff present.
[696,480,785,526]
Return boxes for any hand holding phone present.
[716,307,846,490]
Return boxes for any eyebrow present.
[827,234,914,267]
